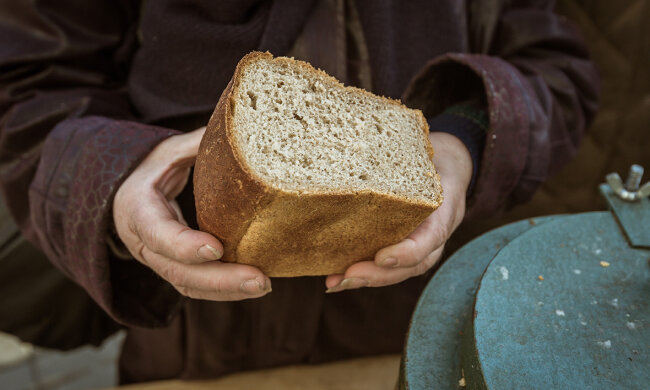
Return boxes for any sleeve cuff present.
[29,116,183,327]
[427,103,487,196]
[404,53,536,219]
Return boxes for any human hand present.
[113,127,272,301]
[325,132,473,292]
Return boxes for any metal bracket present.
[601,164,650,248]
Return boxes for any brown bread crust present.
[194,52,441,277]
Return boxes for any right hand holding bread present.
[325,132,472,292]
[113,127,272,301]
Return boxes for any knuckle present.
[166,242,182,262]
[133,242,146,263]
[175,285,191,297]
[138,223,157,249]
[372,273,395,287]
[210,274,227,294]
[403,254,421,267]
[127,220,138,237]
[161,263,185,287]
[171,229,193,261]
[413,261,430,276]
[435,225,450,244]
[413,252,439,276]
[403,239,425,266]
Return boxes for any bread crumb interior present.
[233,57,440,203]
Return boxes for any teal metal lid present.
[465,212,648,389]
[402,170,650,389]
[400,216,556,389]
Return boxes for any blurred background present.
[0,1,648,389]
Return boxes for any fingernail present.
[341,278,369,290]
[240,278,272,295]
[326,277,369,293]
[325,285,344,294]
[380,257,399,268]
[240,279,262,294]
[198,245,222,260]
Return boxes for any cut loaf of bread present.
[194,52,442,277]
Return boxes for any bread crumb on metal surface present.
[555,309,565,316]
[538,275,544,281]
[596,340,612,349]
[498,266,509,280]
[600,261,610,267]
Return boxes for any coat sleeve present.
[403,0,600,219]
[0,1,183,327]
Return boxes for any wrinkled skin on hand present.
[325,132,472,292]
[113,127,272,301]
[114,129,470,300]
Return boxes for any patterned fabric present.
[29,117,181,326]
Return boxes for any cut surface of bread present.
[194,52,442,277]
[234,55,440,203]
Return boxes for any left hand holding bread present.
[113,127,272,301]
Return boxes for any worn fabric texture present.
[448,0,650,250]
[0,196,119,349]
[0,0,598,383]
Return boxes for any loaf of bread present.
[194,52,442,277]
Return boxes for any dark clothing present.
[0,0,598,383]
[429,103,489,194]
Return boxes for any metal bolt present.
[625,164,644,191]
[606,164,650,202]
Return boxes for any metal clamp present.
[606,164,650,202]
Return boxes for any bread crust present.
[194,52,441,277]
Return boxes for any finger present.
[168,199,188,226]
[325,273,345,289]
[135,191,224,263]
[132,127,206,183]
[328,247,444,293]
[154,126,206,161]
[374,206,452,269]
[157,165,192,200]
[142,247,271,301]
[155,127,206,163]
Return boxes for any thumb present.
[180,126,206,157]
[140,126,206,175]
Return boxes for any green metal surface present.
[401,217,556,389]
[470,212,649,389]
[600,183,650,248]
